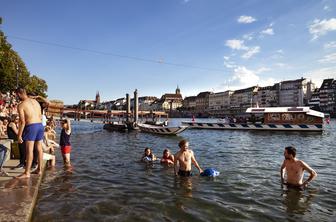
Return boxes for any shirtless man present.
[280,146,317,189]
[16,88,44,179]
[174,140,203,177]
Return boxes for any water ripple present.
[33,119,336,221]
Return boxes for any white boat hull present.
[182,122,323,132]
[138,123,188,135]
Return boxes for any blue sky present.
[1,0,336,104]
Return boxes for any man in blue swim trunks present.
[15,88,45,179]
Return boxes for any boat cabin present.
[246,107,324,125]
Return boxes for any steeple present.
[95,91,100,104]
[175,85,180,94]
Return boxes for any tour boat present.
[137,123,188,135]
[182,107,325,132]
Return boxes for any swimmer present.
[141,147,156,162]
[160,149,174,165]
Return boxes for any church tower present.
[175,85,181,95]
[95,91,100,104]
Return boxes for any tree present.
[0,25,48,96]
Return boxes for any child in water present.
[60,119,72,166]
[160,149,174,165]
[141,147,157,162]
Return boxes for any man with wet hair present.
[280,146,317,190]
[174,139,203,177]
[15,87,44,179]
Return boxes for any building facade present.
[279,78,307,107]
[182,96,197,111]
[152,87,183,111]
[319,78,336,115]
[230,86,258,115]
[195,91,212,114]
[257,84,279,107]
[208,90,233,116]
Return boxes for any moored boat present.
[103,122,128,132]
[182,107,325,132]
[138,123,188,135]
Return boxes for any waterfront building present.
[319,78,336,115]
[139,96,157,111]
[182,96,196,111]
[230,86,258,115]
[151,86,183,111]
[278,78,315,107]
[114,97,126,110]
[195,91,212,115]
[78,91,101,110]
[307,88,320,110]
[257,84,279,107]
[208,90,233,116]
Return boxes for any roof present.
[246,107,324,118]
[161,94,183,100]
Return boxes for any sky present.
[1,0,336,104]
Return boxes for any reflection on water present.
[32,119,336,221]
[281,187,317,215]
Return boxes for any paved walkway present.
[0,159,46,222]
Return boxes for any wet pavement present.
[0,160,45,222]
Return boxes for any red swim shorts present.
[61,146,72,154]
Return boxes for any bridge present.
[54,108,168,120]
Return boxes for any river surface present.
[32,119,336,222]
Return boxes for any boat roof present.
[245,107,324,118]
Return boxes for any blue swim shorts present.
[23,123,44,142]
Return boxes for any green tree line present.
[0,19,48,97]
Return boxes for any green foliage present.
[0,29,48,97]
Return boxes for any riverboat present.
[103,122,128,132]
[138,123,188,135]
[182,107,325,132]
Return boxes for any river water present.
[32,119,336,222]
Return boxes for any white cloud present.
[274,63,288,68]
[324,5,330,11]
[223,56,237,68]
[319,53,336,63]
[306,66,336,87]
[225,39,260,59]
[225,39,248,50]
[243,33,254,41]
[260,28,274,35]
[255,67,271,73]
[324,41,336,49]
[226,66,277,89]
[237,15,256,24]
[242,46,260,59]
[309,18,336,40]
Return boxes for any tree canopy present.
[0,23,48,97]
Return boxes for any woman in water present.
[141,147,156,162]
[160,149,174,165]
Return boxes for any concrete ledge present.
[0,159,47,222]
